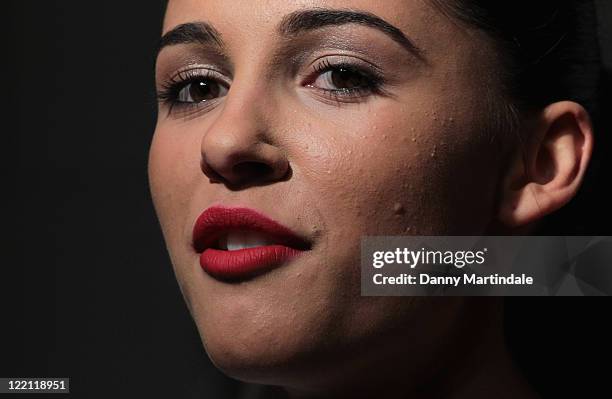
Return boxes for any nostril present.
[232,161,273,180]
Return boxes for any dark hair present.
[434,1,603,234]
[436,1,601,121]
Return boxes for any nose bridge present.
[221,77,269,134]
[199,65,288,187]
[200,76,269,158]
[207,30,281,141]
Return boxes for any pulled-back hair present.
[435,0,601,121]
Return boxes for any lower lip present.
[200,245,303,280]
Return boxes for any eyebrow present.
[157,8,424,61]
[157,21,225,55]
[278,9,424,60]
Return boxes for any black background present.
[2,1,611,398]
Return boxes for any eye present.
[305,59,385,102]
[156,68,231,114]
[313,66,374,92]
[177,78,229,103]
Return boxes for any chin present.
[188,277,345,386]
[196,314,324,386]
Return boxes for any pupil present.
[331,68,364,89]
[190,80,218,102]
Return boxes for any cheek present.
[292,102,499,242]
[148,123,201,248]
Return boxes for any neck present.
[284,300,539,399]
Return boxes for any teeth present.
[220,231,275,251]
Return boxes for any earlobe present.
[498,101,594,228]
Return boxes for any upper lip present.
[192,206,311,252]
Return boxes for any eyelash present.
[156,59,386,115]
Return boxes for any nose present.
[200,92,290,189]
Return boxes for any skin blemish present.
[393,202,405,215]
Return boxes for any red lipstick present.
[192,206,309,280]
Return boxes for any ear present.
[498,101,594,228]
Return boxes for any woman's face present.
[150,0,505,390]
